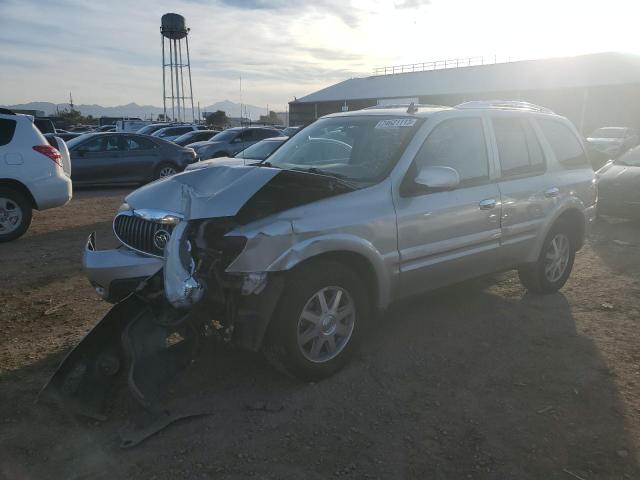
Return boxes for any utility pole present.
[69,92,74,110]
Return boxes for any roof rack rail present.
[456,100,555,114]
[363,103,448,110]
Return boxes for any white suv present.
[0,109,72,241]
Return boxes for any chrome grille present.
[113,213,176,258]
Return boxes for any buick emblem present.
[153,229,171,250]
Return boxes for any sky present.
[1,0,640,111]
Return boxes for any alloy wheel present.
[296,286,356,363]
[544,233,570,283]
[0,197,23,234]
[159,166,177,177]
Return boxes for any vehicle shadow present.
[1,275,637,479]
[71,186,134,199]
[589,216,640,279]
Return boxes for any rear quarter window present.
[538,119,590,169]
[0,118,17,146]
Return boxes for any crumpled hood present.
[185,157,244,170]
[587,137,624,143]
[125,164,281,220]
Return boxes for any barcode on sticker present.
[375,118,417,129]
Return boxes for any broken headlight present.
[164,222,204,309]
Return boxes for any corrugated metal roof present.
[294,52,640,104]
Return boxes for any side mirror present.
[414,166,460,191]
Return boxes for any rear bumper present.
[32,174,72,210]
[83,233,163,302]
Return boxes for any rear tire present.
[0,187,32,242]
[155,163,178,180]
[518,223,576,294]
[264,260,368,381]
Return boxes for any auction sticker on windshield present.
[375,118,417,129]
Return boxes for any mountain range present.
[1,100,270,121]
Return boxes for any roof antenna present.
[406,102,418,114]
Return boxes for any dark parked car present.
[596,145,640,219]
[56,132,84,142]
[282,126,301,137]
[235,136,287,161]
[173,129,220,147]
[188,127,281,160]
[66,132,197,185]
[137,122,181,135]
[586,127,638,160]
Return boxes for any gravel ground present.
[0,189,639,479]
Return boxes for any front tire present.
[0,187,32,242]
[264,260,368,381]
[518,224,575,294]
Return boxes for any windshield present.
[237,139,285,160]
[617,146,640,166]
[209,129,239,142]
[265,116,422,184]
[590,128,626,139]
[137,124,170,135]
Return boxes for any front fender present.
[266,234,391,310]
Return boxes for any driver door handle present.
[544,187,560,198]
[479,198,497,210]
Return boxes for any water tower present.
[161,13,194,122]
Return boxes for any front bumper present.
[83,233,163,302]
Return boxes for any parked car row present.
[65,133,197,185]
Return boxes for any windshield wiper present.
[292,167,349,180]
[255,161,280,168]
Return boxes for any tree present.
[259,110,279,125]
[57,108,97,126]
[206,110,228,128]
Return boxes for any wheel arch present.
[0,178,38,209]
[290,250,380,314]
[265,235,391,312]
[529,203,587,263]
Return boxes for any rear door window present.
[239,130,258,142]
[538,119,589,169]
[257,129,278,140]
[127,136,156,151]
[493,117,545,177]
[81,136,124,153]
[0,118,17,146]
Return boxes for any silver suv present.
[46,102,596,414]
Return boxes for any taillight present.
[33,145,62,168]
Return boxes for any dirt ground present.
[0,189,639,480]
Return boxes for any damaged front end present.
[40,218,284,447]
[40,164,352,446]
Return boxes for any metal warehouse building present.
[289,52,640,135]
